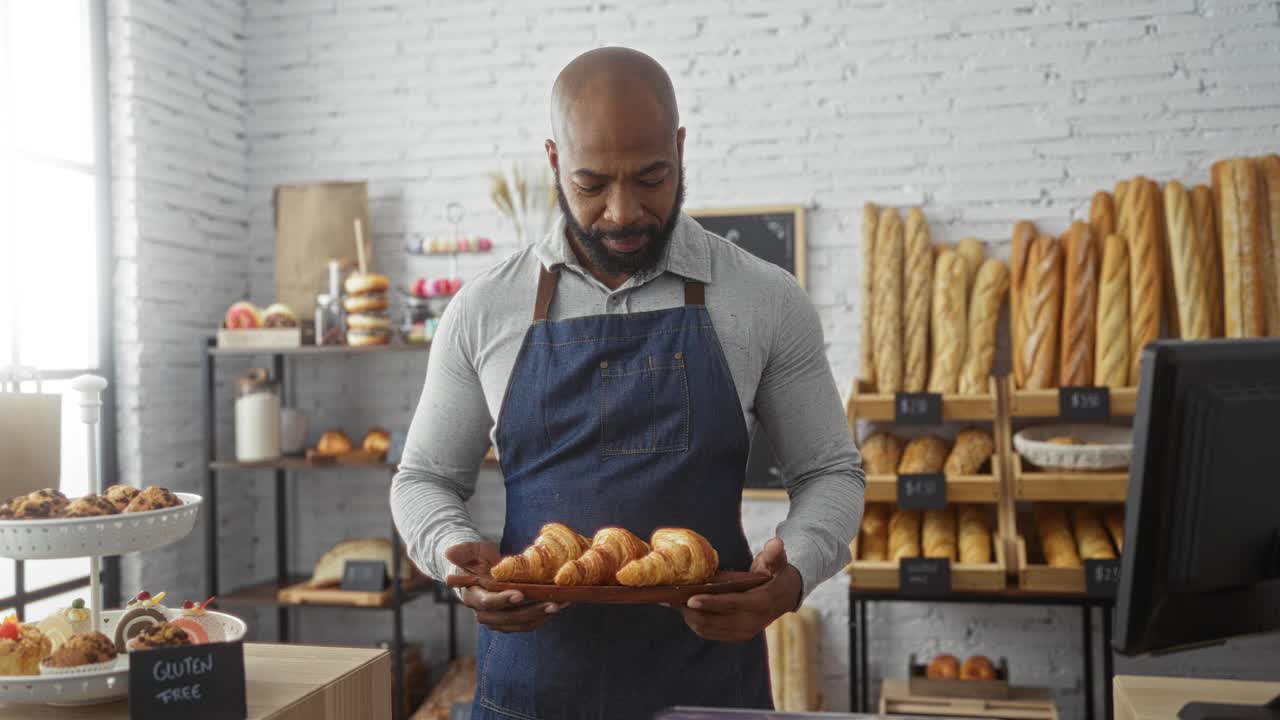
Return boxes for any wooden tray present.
[445,571,770,604]
[846,378,999,425]
[277,576,427,607]
[880,679,1057,719]
[847,531,1007,593]
[907,654,1010,699]
[1008,385,1137,417]
[1012,454,1129,502]
[864,472,1000,504]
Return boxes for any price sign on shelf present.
[899,558,951,596]
[1059,386,1110,421]
[129,641,246,720]
[341,559,389,592]
[894,392,943,425]
[897,473,947,510]
[1085,558,1121,598]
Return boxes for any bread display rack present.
[0,375,248,706]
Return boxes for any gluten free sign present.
[129,640,247,720]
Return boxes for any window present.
[0,0,117,619]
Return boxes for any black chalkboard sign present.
[342,559,389,592]
[900,558,951,596]
[897,473,947,510]
[129,640,246,720]
[690,206,807,288]
[895,392,943,425]
[1085,558,1121,598]
[1060,386,1111,421]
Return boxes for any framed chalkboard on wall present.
[689,205,807,288]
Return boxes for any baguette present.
[1095,234,1131,388]
[1213,158,1267,337]
[1103,508,1125,554]
[1071,506,1116,560]
[943,427,995,476]
[956,237,985,301]
[888,509,922,560]
[861,203,879,383]
[783,608,819,712]
[1115,180,1133,242]
[860,504,891,561]
[1059,221,1099,386]
[903,208,934,392]
[1128,180,1163,383]
[873,209,905,391]
[860,432,903,476]
[766,617,788,710]
[958,259,1009,395]
[1190,184,1224,337]
[922,507,957,561]
[1034,504,1081,569]
[1021,234,1063,389]
[1090,191,1116,241]
[1010,221,1038,388]
[1256,155,1280,335]
[898,435,949,474]
[1165,181,1213,339]
[928,250,967,394]
[1150,179,1180,339]
[957,505,991,565]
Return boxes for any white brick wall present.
[109,1,1280,717]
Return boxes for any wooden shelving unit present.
[1011,455,1129,502]
[846,379,999,425]
[848,531,1007,593]
[864,472,1000,504]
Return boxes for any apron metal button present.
[600,361,609,369]
[675,352,683,359]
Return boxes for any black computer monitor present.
[1115,339,1280,717]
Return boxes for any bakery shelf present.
[1008,386,1138,417]
[210,458,398,472]
[879,679,1058,720]
[846,379,999,425]
[220,575,433,609]
[277,576,432,608]
[1015,535,1085,595]
[865,473,1000,504]
[207,340,429,356]
[1011,454,1128,502]
[848,532,1007,593]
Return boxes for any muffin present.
[63,495,120,518]
[127,623,192,651]
[40,631,117,675]
[0,622,52,676]
[11,489,70,519]
[123,486,182,513]
[102,485,141,513]
[0,495,23,519]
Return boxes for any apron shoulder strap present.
[534,265,558,322]
[684,281,705,306]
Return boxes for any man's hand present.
[446,541,569,633]
[673,538,803,643]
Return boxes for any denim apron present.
[473,266,772,720]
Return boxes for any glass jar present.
[234,368,281,462]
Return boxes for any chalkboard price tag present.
[1085,559,1121,598]
[1059,386,1110,421]
[894,392,943,425]
[897,473,947,510]
[341,559,389,592]
[129,640,246,720]
[899,558,951,596]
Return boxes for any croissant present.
[554,527,651,586]
[490,523,590,584]
[616,528,719,586]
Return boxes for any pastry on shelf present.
[313,429,354,458]
[957,505,992,565]
[308,538,416,588]
[102,484,141,512]
[113,591,169,653]
[3,489,70,520]
[858,504,890,562]
[859,432,902,476]
[0,616,52,676]
[124,486,182,513]
[926,653,960,679]
[169,599,215,645]
[616,528,720,586]
[362,427,391,458]
[1034,505,1082,568]
[39,631,116,676]
[898,436,949,474]
[492,523,591,584]
[64,495,119,518]
[35,598,91,652]
[555,527,650,586]
[128,623,193,652]
[1072,506,1117,560]
[888,509,922,560]
[944,428,994,475]
[960,654,997,681]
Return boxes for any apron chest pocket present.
[600,353,690,455]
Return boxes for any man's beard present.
[556,170,685,275]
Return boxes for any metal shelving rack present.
[200,337,457,720]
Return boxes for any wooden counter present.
[0,643,391,720]
[1115,675,1280,720]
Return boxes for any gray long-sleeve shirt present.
[390,212,864,598]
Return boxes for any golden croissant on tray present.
[555,527,651,586]
[492,524,720,587]
[491,523,591,583]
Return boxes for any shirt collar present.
[533,212,712,285]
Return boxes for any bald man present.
[392,47,863,719]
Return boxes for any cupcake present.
[40,631,117,676]
[102,484,141,513]
[63,495,119,518]
[36,599,92,652]
[127,623,192,651]
[0,617,52,676]
[123,486,182,513]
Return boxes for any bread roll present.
[1164,181,1213,339]
[1256,155,1280,335]
[898,435,949,474]
[1021,234,1063,389]
[860,504,891,561]
[888,509,922,560]
[1103,508,1124,553]
[923,507,957,561]
[861,203,879,384]
[1129,180,1164,383]
[1095,234,1130,388]
[957,504,991,565]
[928,251,967,393]
[1034,504,1081,568]
[903,208,934,392]
[944,428,995,476]
[956,237,984,300]
[1010,221,1039,388]
[1071,506,1116,560]
[927,654,960,679]
[1190,184,1224,337]
[860,432,903,476]
[1090,191,1116,241]
[1059,221,1099,386]
[873,209,905,391]
[959,259,1010,395]
[1213,158,1267,337]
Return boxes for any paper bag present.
[0,392,61,497]
[274,181,372,317]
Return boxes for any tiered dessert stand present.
[0,375,243,705]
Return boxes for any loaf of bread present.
[898,435,949,474]
[1148,179,1180,340]
[956,237,985,300]
[1090,191,1116,241]
[765,617,787,710]
[928,251,968,394]
[1095,234,1130,388]
[1190,184,1224,337]
[1071,506,1117,560]
[1115,180,1133,241]
[1103,508,1125,553]
[860,432,903,476]
[783,608,820,712]
[874,208,905,391]
[903,208,934,392]
[1010,221,1039,388]
[958,259,1009,395]
[1256,155,1280,336]
[944,428,995,476]
[1164,181,1213,339]
[861,203,879,384]
[1020,234,1063,389]
[860,504,891,561]
[1213,158,1267,337]
[888,509,922,560]
[1034,505,1081,568]
[1059,221,1099,386]
[923,507,957,561]
[1128,180,1164,384]
[308,538,416,587]
[957,505,991,565]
